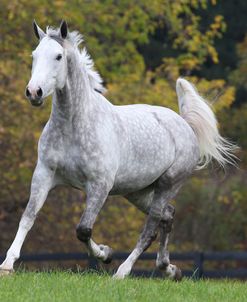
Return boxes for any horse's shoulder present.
[37,120,62,162]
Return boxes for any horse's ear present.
[33,20,45,40]
[59,20,68,39]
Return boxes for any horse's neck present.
[50,50,97,128]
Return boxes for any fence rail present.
[1,251,247,279]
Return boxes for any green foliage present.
[230,35,247,90]
[0,0,246,254]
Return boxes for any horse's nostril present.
[37,87,43,98]
[25,87,31,97]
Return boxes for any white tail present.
[176,78,238,169]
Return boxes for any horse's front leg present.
[0,162,54,275]
[76,181,113,263]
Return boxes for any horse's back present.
[114,103,198,154]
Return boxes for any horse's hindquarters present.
[111,106,198,195]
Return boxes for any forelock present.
[46,27,83,47]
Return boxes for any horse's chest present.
[52,143,89,187]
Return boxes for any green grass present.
[0,271,246,302]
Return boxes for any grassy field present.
[0,271,246,302]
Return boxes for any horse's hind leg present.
[113,214,159,279]
[114,179,183,279]
[156,204,182,281]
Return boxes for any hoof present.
[113,270,127,280]
[102,256,112,264]
[113,273,124,280]
[165,264,182,282]
[0,269,14,277]
[173,267,182,281]
[113,263,131,280]
[99,245,113,264]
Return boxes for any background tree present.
[0,0,246,256]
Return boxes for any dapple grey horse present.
[0,21,236,280]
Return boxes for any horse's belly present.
[111,147,175,195]
[110,174,161,195]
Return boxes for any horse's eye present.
[56,54,62,61]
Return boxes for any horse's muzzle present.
[25,86,44,106]
[29,98,44,107]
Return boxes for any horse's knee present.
[165,204,175,219]
[161,204,175,233]
[76,225,92,242]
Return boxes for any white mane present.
[46,27,106,93]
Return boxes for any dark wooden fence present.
[1,251,247,279]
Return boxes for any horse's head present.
[26,20,68,106]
